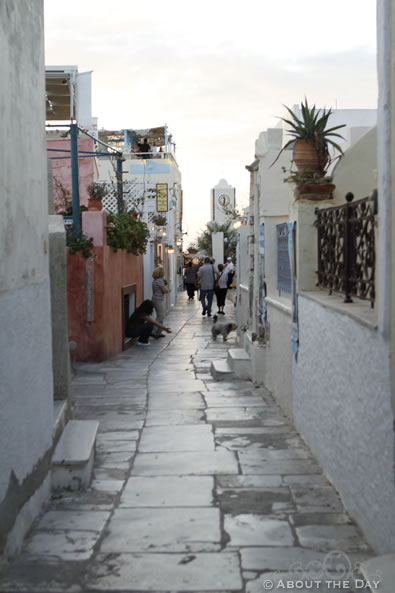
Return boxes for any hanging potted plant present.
[87,182,107,210]
[152,214,167,227]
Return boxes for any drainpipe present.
[70,123,81,236]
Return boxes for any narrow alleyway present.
[0,294,373,593]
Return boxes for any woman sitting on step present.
[126,300,171,346]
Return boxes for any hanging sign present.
[156,183,168,212]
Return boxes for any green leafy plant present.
[66,227,94,258]
[106,211,150,255]
[281,166,332,185]
[272,98,346,169]
[196,221,237,259]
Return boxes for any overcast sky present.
[44,0,378,243]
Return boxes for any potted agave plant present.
[87,182,107,210]
[272,99,346,198]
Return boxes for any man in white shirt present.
[224,257,235,288]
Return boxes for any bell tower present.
[210,178,236,224]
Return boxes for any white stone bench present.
[52,420,99,491]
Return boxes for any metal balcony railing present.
[315,191,378,308]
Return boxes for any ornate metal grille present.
[277,222,291,294]
[315,191,377,307]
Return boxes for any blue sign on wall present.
[130,162,170,175]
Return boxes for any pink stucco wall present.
[67,210,144,361]
[47,137,96,213]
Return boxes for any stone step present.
[227,348,252,380]
[52,420,99,491]
[210,359,234,381]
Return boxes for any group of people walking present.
[184,256,235,317]
[125,254,235,346]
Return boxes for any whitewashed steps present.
[227,348,252,380]
[52,420,99,491]
[210,359,234,381]
[210,349,252,381]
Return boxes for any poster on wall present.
[156,183,168,212]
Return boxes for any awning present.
[45,66,77,121]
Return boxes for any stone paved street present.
[0,295,373,592]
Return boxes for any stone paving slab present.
[238,455,322,475]
[48,490,116,511]
[97,418,144,431]
[87,552,242,591]
[218,487,294,515]
[216,426,294,435]
[90,479,125,493]
[95,451,135,468]
[225,514,295,547]
[132,450,239,476]
[120,476,214,507]
[96,430,140,441]
[34,510,110,532]
[217,475,283,488]
[215,434,304,451]
[148,380,207,392]
[24,531,100,560]
[296,525,370,552]
[206,407,266,422]
[241,546,337,571]
[290,486,344,513]
[147,393,206,409]
[145,409,205,426]
[139,424,214,452]
[204,395,266,408]
[96,439,137,453]
[101,507,221,552]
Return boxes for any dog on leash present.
[211,315,238,341]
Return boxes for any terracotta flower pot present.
[88,198,102,211]
[296,183,336,200]
[293,139,328,173]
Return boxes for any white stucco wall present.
[332,127,377,205]
[238,224,250,329]
[247,301,293,419]
[293,295,395,553]
[0,0,54,553]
